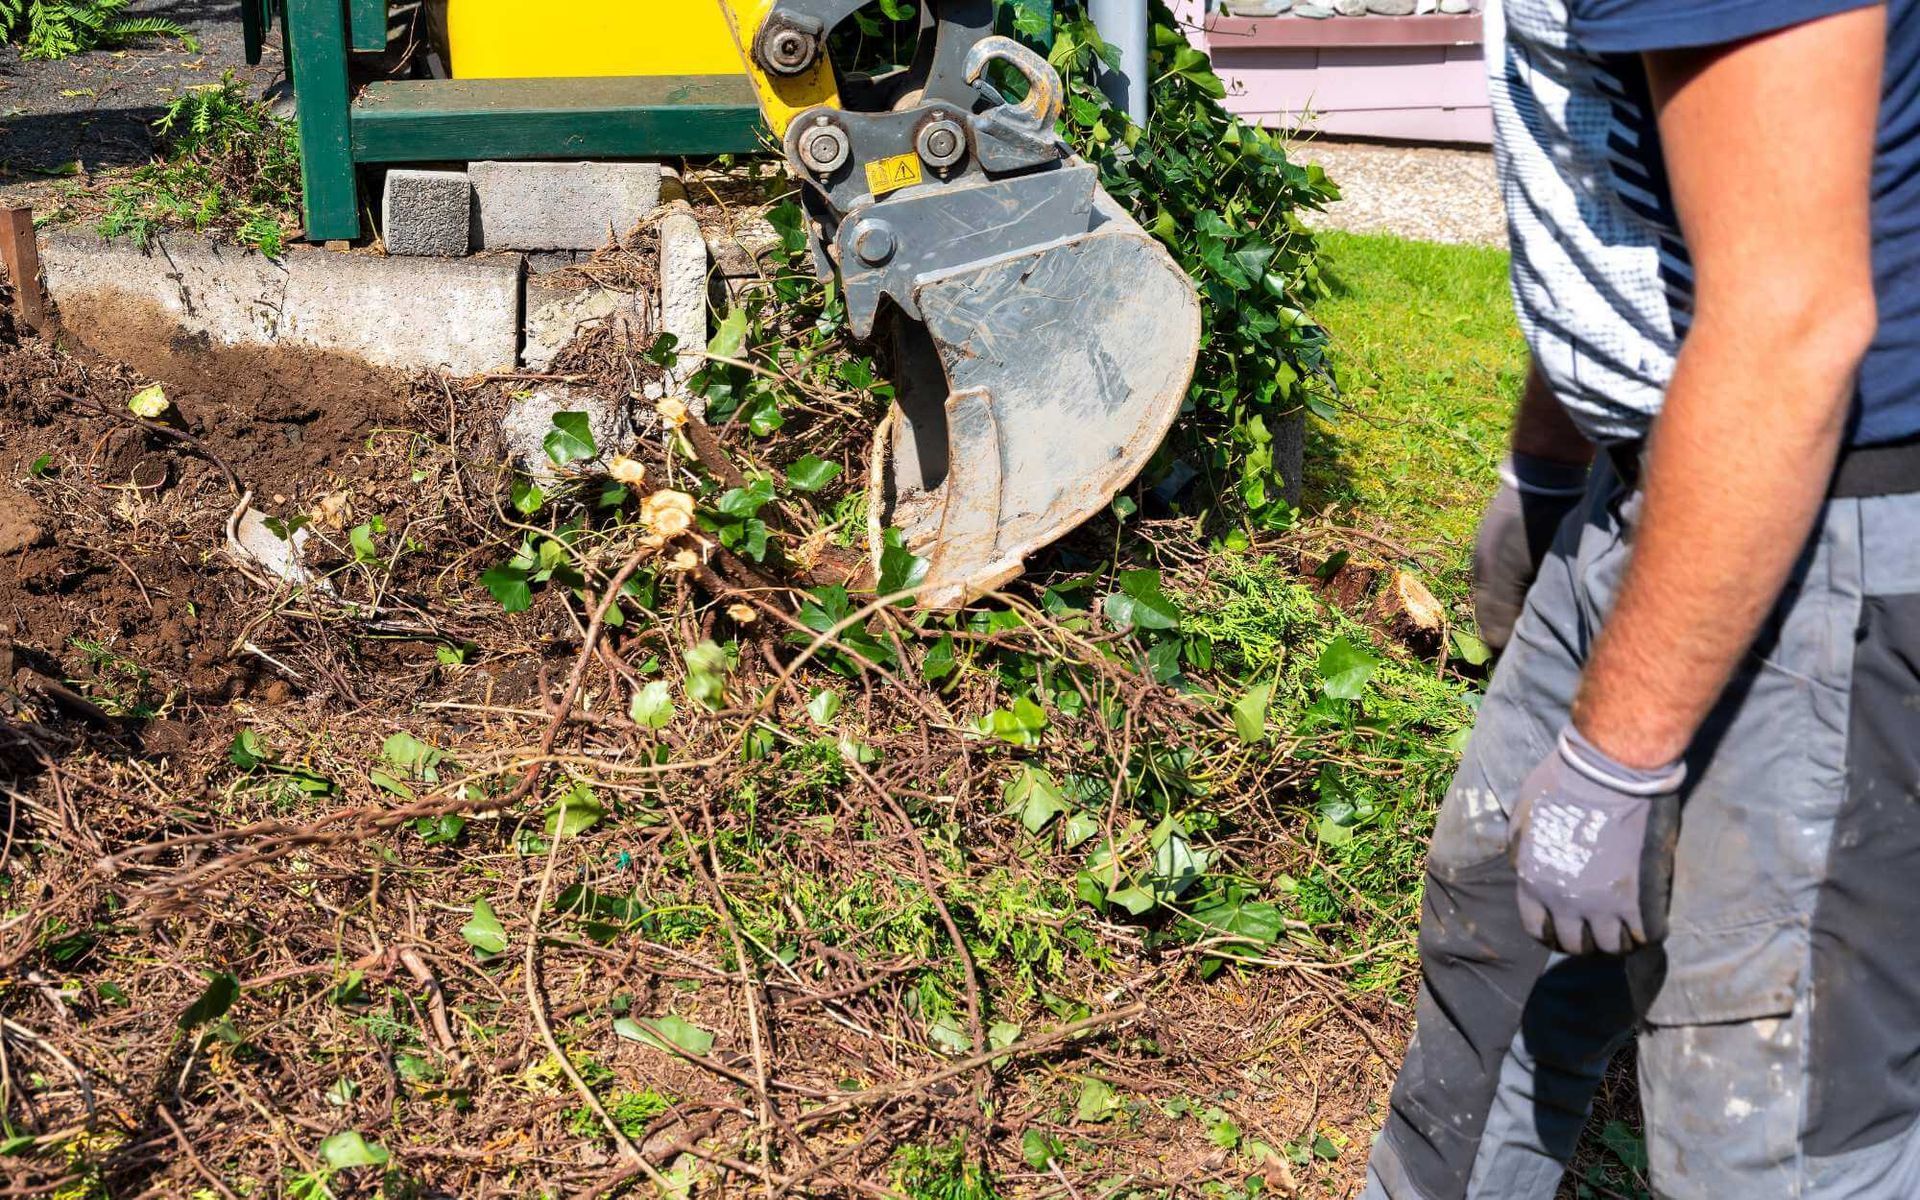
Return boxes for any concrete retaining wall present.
[37,221,710,379]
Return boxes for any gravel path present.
[1291,138,1507,247]
[0,0,282,207]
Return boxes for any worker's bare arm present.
[1571,5,1884,769]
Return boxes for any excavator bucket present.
[722,0,1202,606]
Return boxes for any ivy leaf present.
[545,783,604,838]
[1104,569,1181,632]
[179,972,240,1031]
[542,411,598,467]
[230,728,271,769]
[511,476,545,516]
[921,634,956,684]
[318,1131,389,1170]
[1023,1128,1062,1170]
[1450,629,1492,666]
[877,528,929,596]
[481,564,533,613]
[629,680,675,729]
[1002,764,1072,834]
[708,307,750,360]
[785,455,843,493]
[615,1013,715,1057]
[1187,894,1284,948]
[1062,811,1101,850]
[1316,636,1379,701]
[717,477,774,518]
[461,898,509,956]
[348,522,381,564]
[685,640,730,710]
[977,695,1048,746]
[927,1013,972,1054]
[1232,683,1272,744]
[807,688,842,725]
[1076,1075,1121,1123]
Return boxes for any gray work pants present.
[1361,459,1920,1199]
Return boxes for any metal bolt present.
[798,118,850,175]
[759,24,817,75]
[915,116,968,170]
[853,222,896,266]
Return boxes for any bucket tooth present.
[867,196,1202,608]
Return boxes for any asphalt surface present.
[0,0,283,204]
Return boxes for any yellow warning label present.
[864,153,924,196]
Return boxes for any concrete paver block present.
[470,161,666,251]
[382,169,473,257]
[658,207,710,382]
[39,230,287,350]
[280,250,522,376]
[522,274,654,372]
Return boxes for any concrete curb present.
[39,217,709,380]
[39,231,523,375]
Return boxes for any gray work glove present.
[1509,727,1686,956]
[1473,453,1591,653]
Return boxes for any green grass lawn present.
[1304,231,1528,591]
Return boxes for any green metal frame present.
[253,0,766,242]
[249,1,1056,244]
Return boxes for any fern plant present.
[96,73,302,256]
[0,0,197,61]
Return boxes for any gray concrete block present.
[522,275,653,372]
[382,169,473,257]
[280,249,522,375]
[470,161,666,251]
[658,207,710,382]
[39,230,287,350]
[38,230,521,376]
[501,384,633,475]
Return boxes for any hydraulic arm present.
[722,0,1202,606]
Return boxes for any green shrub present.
[0,0,195,60]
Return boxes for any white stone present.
[381,169,473,258]
[470,161,667,251]
[228,508,325,590]
[1438,0,1470,11]
[280,250,521,375]
[500,385,633,476]
[658,206,710,383]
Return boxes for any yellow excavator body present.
[435,0,835,136]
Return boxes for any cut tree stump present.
[1370,569,1446,655]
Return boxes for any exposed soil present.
[39,292,415,500]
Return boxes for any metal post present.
[1087,0,1149,126]
[285,0,361,241]
[0,207,48,336]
